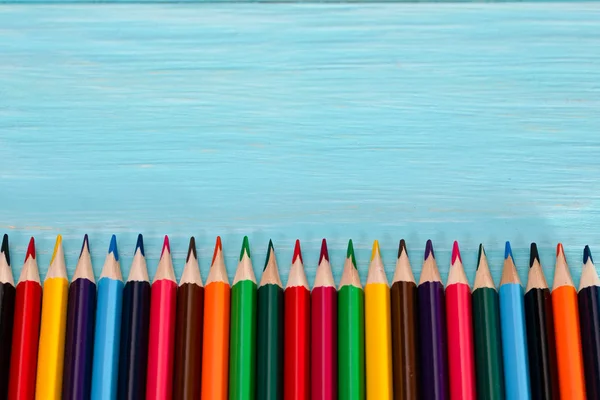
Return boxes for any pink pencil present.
[146,236,177,400]
[311,239,337,400]
[446,241,476,400]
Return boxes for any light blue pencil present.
[91,235,124,400]
[499,241,531,400]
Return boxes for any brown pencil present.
[173,237,204,399]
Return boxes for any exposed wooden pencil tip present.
[187,236,197,262]
[240,236,251,261]
[1,234,9,266]
[80,234,90,258]
[135,234,145,256]
[371,240,380,261]
[556,243,565,258]
[319,239,329,263]
[293,239,303,264]
[25,237,35,262]
[263,239,275,272]
[530,243,539,268]
[108,235,119,261]
[451,241,461,264]
[73,234,95,283]
[584,245,593,264]
[504,241,513,260]
[398,239,407,258]
[211,236,223,266]
[347,239,357,269]
[50,234,63,265]
[476,244,485,270]
[424,239,434,260]
[161,235,170,257]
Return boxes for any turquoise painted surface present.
[1,4,599,288]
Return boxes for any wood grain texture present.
[0,4,599,286]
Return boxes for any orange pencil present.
[552,243,586,399]
[201,237,231,400]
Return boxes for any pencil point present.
[451,241,461,264]
[293,239,303,264]
[319,239,329,263]
[371,240,380,261]
[240,236,251,261]
[161,235,170,257]
[50,234,63,265]
[347,239,357,269]
[211,236,223,266]
[80,234,90,258]
[529,243,539,268]
[25,237,35,261]
[398,239,407,258]
[584,245,593,264]
[135,234,145,256]
[108,235,119,261]
[187,236,197,262]
[424,239,434,260]
[477,244,485,269]
[264,239,275,271]
[1,234,9,266]
[556,243,565,257]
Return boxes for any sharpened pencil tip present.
[161,235,170,257]
[319,239,329,263]
[505,241,513,260]
[135,234,145,256]
[451,241,461,264]
[211,236,222,266]
[25,237,36,262]
[477,244,485,270]
[529,243,539,268]
[398,239,407,258]
[347,239,357,269]
[1,234,9,266]
[50,235,63,265]
[424,239,434,260]
[187,236,197,262]
[371,240,380,261]
[293,239,303,264]
[264,239,274,271]
[108,235,119,261]
[79,234,90,258]
[584,245,593,264]
[240,236,251,261]
[556,243,564,257]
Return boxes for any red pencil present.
[284,240,311,400]
[311,239,337,400]
[146,236,177,400]
[8,237,42,400]
[446,241,476,400]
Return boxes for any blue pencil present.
[91,235,124,400]
[499,242,531,400]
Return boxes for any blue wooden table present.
[1,3,599,286]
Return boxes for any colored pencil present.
[146,235,177,400]
[229,236,257,400]
[8,237,42,400]
[365,240,393,400]
[311,239,337,400]
[552,243,586,399]
[578,245,600,399]
[256,239,283,400]
[284,240,311,400]
[173,237,204,399]
[35,235,69,399]
[91,235,124,400]
[118,234,151,400]
[338,239,365,400]
[418,240,448,400]
[445,241,476,400]
[499,242,530,399]
[390,239,419,400]
[201,236,230,400]
[0,235,15,399]
[524,243,559,400]
[63,235,97,400]
[472,244,504,400]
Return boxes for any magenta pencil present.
[311,239,337,400]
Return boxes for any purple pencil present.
[62,235,97,400]
[418,240,448,400]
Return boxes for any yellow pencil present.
[35,235,69,399]
[365,240,393,399]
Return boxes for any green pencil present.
[256,240,284,399]
[472,244,505,400]
[229,236,257,400]
[338,239,366,400]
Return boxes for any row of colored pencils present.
[0,234,598,400]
